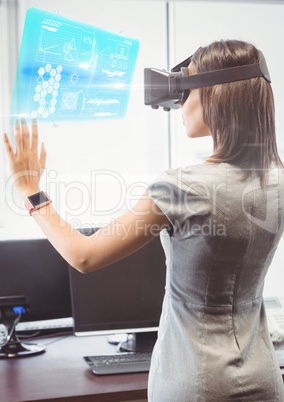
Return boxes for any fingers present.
[21,118,31,151]
[14,118,39,154]
[3,133,15,160]
[31,118,39,151]
[39,142,47,170]
[4,118,43,161]
[4,120,45,196]
[14,119,23,155]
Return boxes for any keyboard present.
[84,351,152,375]
[16,317,74,335]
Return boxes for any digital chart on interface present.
[11,8,140,122]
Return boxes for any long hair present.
[191,40,283,185]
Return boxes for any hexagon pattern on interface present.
[31,64,63,119]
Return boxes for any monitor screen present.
[69,229,166,350]
[0,239,71,322]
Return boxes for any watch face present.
[28,192,49,207]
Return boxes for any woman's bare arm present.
[31,194,169,273]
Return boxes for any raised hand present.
[4,118,46,198]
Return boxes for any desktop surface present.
[0,334,148,402]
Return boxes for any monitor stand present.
[109,331,157,353]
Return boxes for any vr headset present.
[144,49,271,111]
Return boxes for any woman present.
[4,39,284,401]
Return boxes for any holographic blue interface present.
[11,8,139,122]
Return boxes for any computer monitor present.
[69,228,166,352]
[0,239,72,322]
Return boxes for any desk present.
[0,334,148,402]
[1,334,283,402]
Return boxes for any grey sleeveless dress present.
[147,163,284,402]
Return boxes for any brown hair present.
[191,40,283,184]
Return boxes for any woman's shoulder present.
[165,163,284,193]
[159,162,234,186]
[148,163,234,203]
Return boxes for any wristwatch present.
[24,191,52,216]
